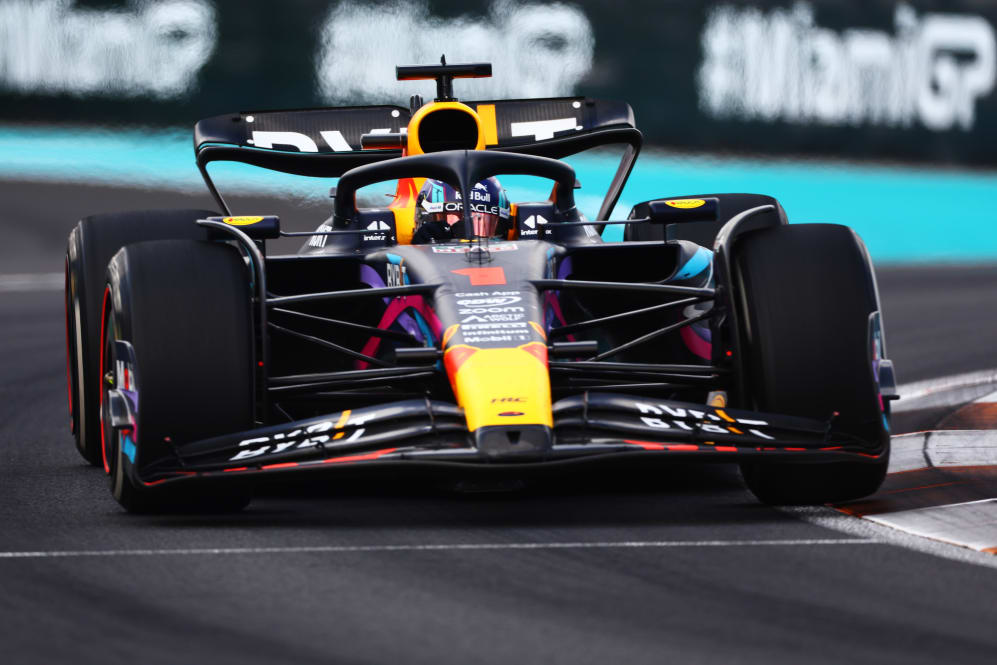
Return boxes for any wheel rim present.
[100,288,145,501]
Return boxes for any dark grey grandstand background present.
[1,0,996,165]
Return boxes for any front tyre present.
[65,209,217,465]
[733,224,890,505]
[101,239,254,513]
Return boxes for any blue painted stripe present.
[121,434,136,463]
[674,247,713,280]
[411,310,434,345]
[2,125,995,261]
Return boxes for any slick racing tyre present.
[101,239,253,513]
[733,224,890,505]
[65,209,217,465]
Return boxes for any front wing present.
[127,393,886,488]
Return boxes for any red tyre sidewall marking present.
[98,286,111,474]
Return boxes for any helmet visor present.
[470,211,499,238]
[442,212,499,238]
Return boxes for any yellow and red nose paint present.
[443,341,552,431]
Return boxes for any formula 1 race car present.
[64,60,898,512]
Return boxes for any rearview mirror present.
[644,197,718,224]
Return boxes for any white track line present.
[0,272,62,292]
[0,539,876,560]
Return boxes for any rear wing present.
[193,98,641,219]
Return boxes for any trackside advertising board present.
[0,0,995,166]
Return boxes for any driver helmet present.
[414,177,510,242]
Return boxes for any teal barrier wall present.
[2,126,992,262]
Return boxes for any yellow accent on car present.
[715,408,736,422]
[222,216,264,225]
[449,347,552,431]
[391,205,417,246]
[406,101,484,155]
[529,321,547,340]
[442,324,460,347]
[387,177,424,246]
[475,104,499,146]
[665,199,706,209]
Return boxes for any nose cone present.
[424,242,557,457]
[444,343,552,433]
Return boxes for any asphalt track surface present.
[2,180,997,664]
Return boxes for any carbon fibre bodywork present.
[111,198,891,489]
[81,62,896,498]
